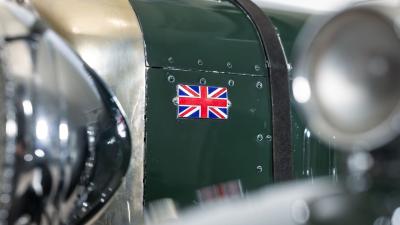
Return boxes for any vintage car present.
[1,0,398,224]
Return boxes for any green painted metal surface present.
[130,0,276,207]
[130,0,342,208]
[145,68,273,207]
[259,6,341,180]
[130,0,268,76]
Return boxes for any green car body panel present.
[130,0,269,75]
[129,0,340,207]
[146,68,273,207]
[130,0,273,206]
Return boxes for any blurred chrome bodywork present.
[30,0,146,224]
[148,180,343,225]
[0,1,131,224]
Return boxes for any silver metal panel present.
[29,0,146,224]
[0,1,132,223]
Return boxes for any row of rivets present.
[167,74,263,90]
[167,57,267,72]
[166,70,270,177]
[257,134,272,142]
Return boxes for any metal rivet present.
[256,81,263,89]
[257,166,263,173]
[172,97,178,106]
[197,59,204,66]
[228,79,235,87]
[287,63,293,72]
[256,134,263,142]
[168,57,174,64]
[266,135,272,141]
[167,74,175,83]
[200,78,207,85]
[255,65,261,72]
[227,62,233,69]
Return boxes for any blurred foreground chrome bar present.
[150,180,341,225]
[0,1,131,224]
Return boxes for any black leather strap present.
[232,0,293,181]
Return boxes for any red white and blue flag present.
[177,84,229,119]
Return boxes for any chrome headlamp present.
[0,1,131,224]
[293,5,400,152]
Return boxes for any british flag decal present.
[177,84,229,119]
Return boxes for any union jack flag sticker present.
[177,84,229,119]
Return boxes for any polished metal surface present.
[30,0,146,224]
[0,1,131,224]
[150,180,341,225]
[293,6,400,152]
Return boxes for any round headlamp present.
[294,6,400,152]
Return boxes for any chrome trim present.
[30,0,146,223]
[148,180,341,225]
[0,1,131,223]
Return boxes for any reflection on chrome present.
[35,119,48,141]
[292,77,311,104]
[5,120,17,137]
[22,100,32,116]
[34,149,45,158]
[0,1,132,224]
[59,122,69,142]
